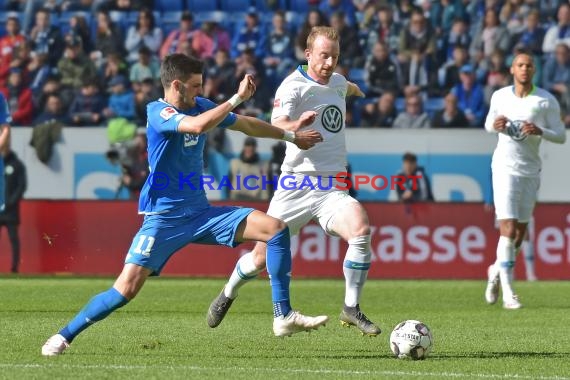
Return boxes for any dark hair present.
[136,8,155,31]
[402,152,417,163]
[160,54,204,89]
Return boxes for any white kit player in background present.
[484,53,566,309]
[207,26,382,336]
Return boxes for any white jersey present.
[272,66,348,174]
[485,85,566,177]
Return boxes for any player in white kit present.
[207,26,381,336]
[484,53,566,309]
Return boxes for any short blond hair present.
[306,26,339,51]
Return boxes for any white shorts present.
[267,173,358,236]
[492,173,539,223]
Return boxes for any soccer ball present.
[389,320,433,360]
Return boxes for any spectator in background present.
[443,18,471,62]
[392,93,431,129]
[470,9,511,60]
[266,141,285,198]
[29,8,64,66]
[91,10,126,68]
[203,49,236,103]
[360,92,397,127]
[439,45,469,93]
[118,133,149,200]
[431,92,470,128]
[0,16,26,87]
[129,46,160,92]
[542,3,570,56]
[27,52,51,95]
[0,139,26,273]
[192,21,231,62]
[319,0,357,27]
[362,5,401,55]
[398,10,436,66]
[295,9,328,61]
[234,49,272,118]
[33,76,72,114]
[330,11,363,67]
[232,9,266,59]
[452,64,486,126]
[512,9,545,57]
[263,11,295,85]
[228,137,269,201]
[0,68,33,126]
[365,41,401,97]
[439,0,466,37]
[159,11,195,59]
[103,75,136,121]
[68,81,107,126]
[499,0,530,36]
[483,49,509,91]
[134,77,160,125]
[125,8,163,63]
[66,14,93,54]
[57,37,98,98]
[393,0,417,26]
[0,41,31,89]
[102,53,129,88]
[34,93,70,125]
[542,42,570,124]
[484,68,510,105]
[396,152,434,202]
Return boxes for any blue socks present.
[59,287,129,342]
[266,227,292,318]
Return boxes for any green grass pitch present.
[1,278,570,379]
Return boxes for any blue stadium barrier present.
[348,67,367,94]
[425,97,444,117]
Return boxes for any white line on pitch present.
[0,364,569,380]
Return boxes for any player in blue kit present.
[41,54,326,356]
[0,93,11,212]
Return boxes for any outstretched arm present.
[176,75,255,135]
[229,115,322,150]
[0,123,10,153]
[347,81,365,98]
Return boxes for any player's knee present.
[269,218,287,234]
[349,225,371,239]
[252,246,267,268]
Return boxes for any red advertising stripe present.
[2,201,569,279]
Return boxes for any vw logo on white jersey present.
[506,120,527,141]
[321,105,343,133]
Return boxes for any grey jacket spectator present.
[392,95,431,129]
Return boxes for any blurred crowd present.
[1,0,570,129]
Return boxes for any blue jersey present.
[0,92,10,211]
[138,97,237,214]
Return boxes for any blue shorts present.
[125,205,255,275]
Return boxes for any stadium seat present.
[348,68,367,94]
[154,0,184,12]
[289,0,315,12]
[395,97,405,113]
[351,97,378,127]
[425,97,444,117]
[187,0,219,12]
[253,0,288,12]
[220,0,251,12]
[193,11,227,28]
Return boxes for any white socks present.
[224,251,263,299]
[343,235,371,307]
[495,236,516,300]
